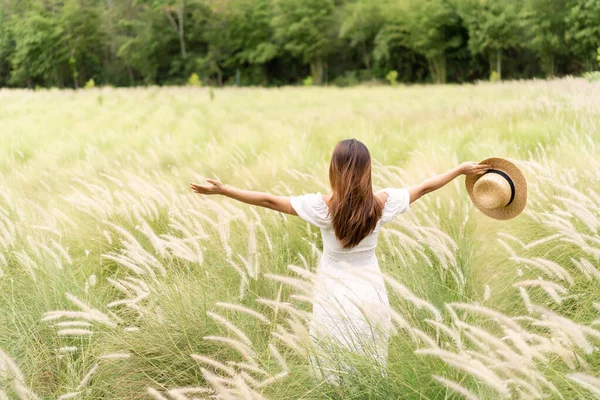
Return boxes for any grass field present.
[0,79,599,399]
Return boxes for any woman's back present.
[290,187,411,254]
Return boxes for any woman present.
[190,139,490,381]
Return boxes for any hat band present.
[483,169,515,206]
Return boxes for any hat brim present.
[465,158,527,220]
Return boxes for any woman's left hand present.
[190,179,226,195]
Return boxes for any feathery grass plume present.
[191,354,236,376]
[235,362,270,377]
[296,252,309,270]
[432,375,480,400]
[415,348,510,397]
[268,343,289,373]
[426,319,462,349]
[518,287,534,314]
[511,257,573,284]
[57,329,93,336]
[56,346,78,353]
[215,302,270,324]
[287,264,317,282]
[513,279,567,304]
[0,252,6,272]
[13,250,37,280]
[206,312,253,346]
[232,374,264,400]
[531,305,600,354]
[135,217,167,258]
[271,329,307,357]
[146,387,169,400]
[483,285,491,302]
[497,232,526,249]
[14,382,41,400]
[238,370,261,387]
[84,274,97,293]
[106,291,149,308]
[0,348,25,382]
[106,277,135,297]
[98,353,131,360]
[102,230,113,245]
[456,320,519,358]
[566,373,600,397]
[200,367,237,400]
[160,234,201,263]
[496,238,517,258]
[524,234,562,250]
[255,371,289,389]
[101,253,146,275]
[247,221,258,278]
[203,336,257,363]
[0,348,40,399]
[236,253,257,282]
[42,292,119,327]
[448,303,528,335]
[167,387,213,399]
[217,219,233,260]
[555,196,600,232]
[30,238,64,269]
[383,274,442,320]
[54,321,92,328]
[571,257,600,282]
[411,328,438,348]
[264,273,313,295]
[256,298,311,321]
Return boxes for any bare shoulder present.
[322,194,333,207]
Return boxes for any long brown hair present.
[328,139,383,248]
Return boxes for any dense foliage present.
[0,0,599,87]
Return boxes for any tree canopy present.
[0,0,598,88]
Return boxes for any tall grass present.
[0,78,599,399]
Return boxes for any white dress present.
[290,188,410,381]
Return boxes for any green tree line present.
[0,0,599,88]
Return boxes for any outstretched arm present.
[190,179,298,215]
[407,162,491,204]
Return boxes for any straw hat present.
[465,158,527,220]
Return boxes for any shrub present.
[583,71,600,82]
[489,71,501,83]
[84,79,95,89]
[188,73,202,87]
[302,76,313,86]
[332,71,359,87]
[386,70,398,86]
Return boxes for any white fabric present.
[290,188,410,381]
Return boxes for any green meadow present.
[0,79,599,399]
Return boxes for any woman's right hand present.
[190,179,226,195]
[459,162,492,176]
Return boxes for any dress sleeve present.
[289,192,330,229]
[380,188,410,224]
